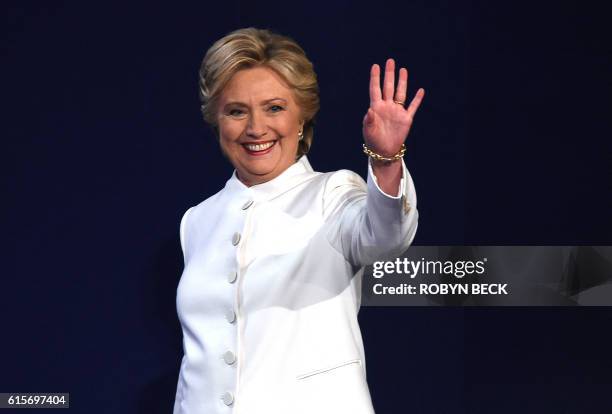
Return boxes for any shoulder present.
[179,187,224,233]
[299,156,365,192]
[178,188,225,256]
[322,168,366,191]
[315,168,367,218]
[294,167,366,199]
[187,189,224,215]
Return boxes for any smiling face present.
[216,66,304,187]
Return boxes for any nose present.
[245,110,268,139]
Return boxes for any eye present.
[229,108,245,117]
[268,105,285,113]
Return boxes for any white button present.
[225,309,236,323]
[242,199,254,210]
[223,350,236,365]
[232,232,241,246]
[221,391,234,406]
[227,271,237,284]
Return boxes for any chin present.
[238,162,276,181]
[247,167,275,177]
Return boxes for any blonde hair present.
[198,27,320,158]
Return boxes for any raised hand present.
[363,58,424,158]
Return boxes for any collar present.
[223,155,317,202]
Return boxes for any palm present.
[363,58,424,157]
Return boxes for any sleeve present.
[323,158,418,267]
[179,206,194,266]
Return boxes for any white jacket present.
[173,155,418,414]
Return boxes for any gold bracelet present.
[362,143,406,162]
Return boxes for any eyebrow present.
[223,97,288,108]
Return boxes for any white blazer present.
[173,155,418,414]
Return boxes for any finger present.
[382,58,395,101]
[406,88,425,118]
[369,64,382,105]
[395,67,408,104]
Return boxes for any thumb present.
[363,108,374,126]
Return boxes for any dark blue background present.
[2,1,611,413]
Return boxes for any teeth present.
[244,141,275,152]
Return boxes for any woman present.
[174,27,424,414]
